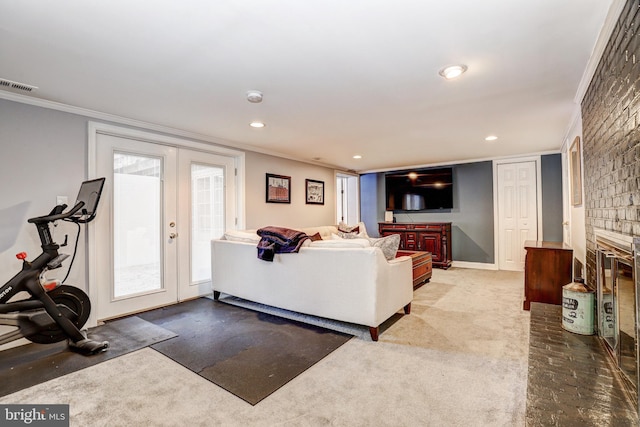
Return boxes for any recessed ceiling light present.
[438,64,468,80]
[485,135,498,141]
[353,155,362,159]
[249,121,265,128]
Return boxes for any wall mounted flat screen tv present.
[385,167,453,211]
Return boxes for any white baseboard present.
[450,261,499,270]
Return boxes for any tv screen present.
[385,167,453,211]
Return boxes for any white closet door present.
[497,161,538,271]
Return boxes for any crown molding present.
[359,149,561,174]
[574,0,626,104]
[0,90,344,171]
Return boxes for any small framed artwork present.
[305,179,324,205]
[266,173,291,203]
[570,136,582,206]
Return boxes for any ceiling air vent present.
[0,78,38,93]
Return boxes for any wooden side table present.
[396,250,432,289]
[523,240,573,310]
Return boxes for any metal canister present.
[562,279,595,335]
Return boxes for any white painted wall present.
[563,110,586,276]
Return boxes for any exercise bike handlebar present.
[27,201,85,224]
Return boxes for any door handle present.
[169,233,178,239]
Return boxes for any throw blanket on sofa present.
[256,226,310,262]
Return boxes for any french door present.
[92,132,235,321]
[177,149,235,300]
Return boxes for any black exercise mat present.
[0,316,177,397]
[139,298,352,405]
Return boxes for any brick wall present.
[582,0,640,286]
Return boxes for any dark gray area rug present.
[0,316,177,397]
[139,297,352,405]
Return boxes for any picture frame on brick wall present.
[570,136,582,206]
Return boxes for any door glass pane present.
[113,153,162,298]
[191,164,224,283]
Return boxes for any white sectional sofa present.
[211,225,413,341]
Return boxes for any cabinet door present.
[419,233,442,262]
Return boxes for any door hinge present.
[234,168,237,176]
[235,218,238,225]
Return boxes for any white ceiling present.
[0,1,614,172]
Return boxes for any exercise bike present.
[0,178,109,355]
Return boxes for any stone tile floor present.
[526,303,639,426]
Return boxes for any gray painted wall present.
[359,173,385,237]
[360,158,565,264]
[0,99,90,288]
[361,162,495,263]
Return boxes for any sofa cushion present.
[224,229,260,243]
[367,234,401,260]
[299,225,339,239]
[309,238,371,248]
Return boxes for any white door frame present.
[561,147,571,246]
[86,122,245,327]
[492,155,543,270]
[335,171,360,224]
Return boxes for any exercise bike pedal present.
[68,338,109,355]
[68,330,109,355]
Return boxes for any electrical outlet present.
[57,196,68,206]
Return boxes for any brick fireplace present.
[582,0,640,289]
[582,0,640,417]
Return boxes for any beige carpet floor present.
[0,268,529,426]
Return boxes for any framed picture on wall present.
[570,136,582,206]
[266,173,291,203]
[305,179,324,205]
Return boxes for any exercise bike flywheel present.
[27,285,92,344]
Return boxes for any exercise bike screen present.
[74,177,105,217]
